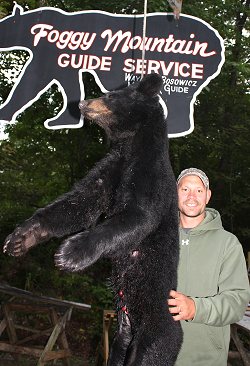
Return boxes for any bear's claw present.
[3,220,49,257]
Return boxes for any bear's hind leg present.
[108,312,132,366]
[123,323,182,366]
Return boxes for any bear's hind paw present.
[54,251,81,272]
[54,231,102,272]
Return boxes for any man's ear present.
[206,189,212,204]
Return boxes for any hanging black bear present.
[3,73,182,366]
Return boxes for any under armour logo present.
[181,239,189,246]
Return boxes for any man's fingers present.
[172,314,182,321]
[168,298,177,306]
[169,306,180,314]
[169,289,178,298]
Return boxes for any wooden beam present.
[8,303,54,313]
[16,327,54,345]
[0,284,91,311]
[2,304,17,344]
[50,308,71,366]
[103,310,116,365]
[0,342,70,361]
[230,324,250,366]
[0,318,7,336]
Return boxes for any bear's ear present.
[137,73,163,97]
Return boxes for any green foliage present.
[168,0,250,252]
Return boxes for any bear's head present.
[79,73,163,141]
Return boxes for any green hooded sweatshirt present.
[175,208,250,366]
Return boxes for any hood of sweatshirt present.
[184,207,223,236]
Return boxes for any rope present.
[141,0,148,79]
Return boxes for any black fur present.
[3,73,182,365]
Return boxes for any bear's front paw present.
[3,219,49,257]
[54,231,102,272]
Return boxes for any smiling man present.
[168,168,250,366]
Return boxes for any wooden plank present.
[14,324,52,334]
[0,342,43,357]
[229,351,243,359]
[236,312,250,332]
[103,310,116,365]
[2,304,17,344]
[8,303,54,313]
[16,327,54,345]
[103,318,110,365]
[0,342,70,361]
[38,309,71,366]
[50,308,71,366]
[0,318,7,336]
[230,324,250,366]
[0,284,91,311]
[41,349,71,362]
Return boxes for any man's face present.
[178,175,211,219]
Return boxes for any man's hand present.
[168,290,196,321]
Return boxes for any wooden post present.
[50,307,72,366]
[0,319,7,336]
[103,310,116,365]
[230,324,250,366]
[2,304,18,344]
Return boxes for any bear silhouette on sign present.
[0,4,224,136]
[4,73,183,365]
